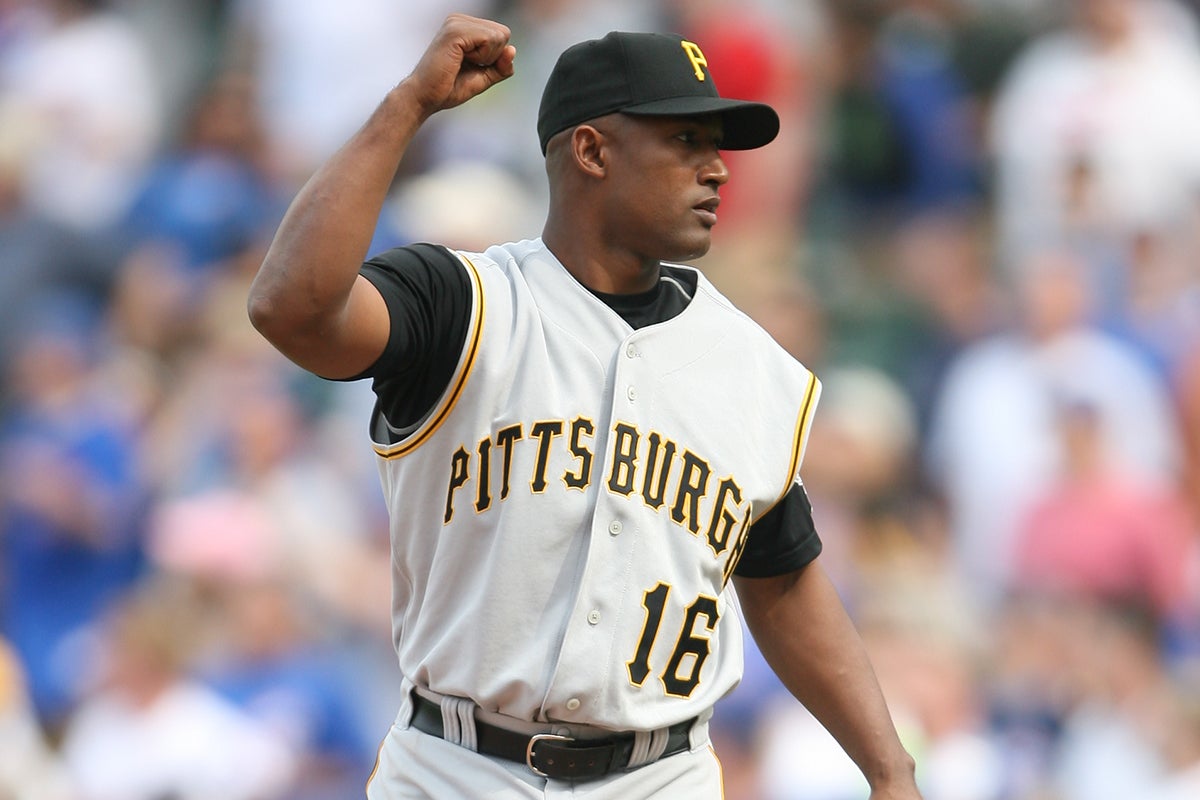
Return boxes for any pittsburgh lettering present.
[443,417,750,560]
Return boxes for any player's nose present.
[700,151,729,187]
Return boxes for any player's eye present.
[676,128,722,149]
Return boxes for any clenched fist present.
[403,14,517,119]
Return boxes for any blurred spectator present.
[1049,598,1174,800]
[1133,201,1200,526]
[121,69,282,279]
[755,573,999,800]
[224,0,491,184]
[810,0,981,227]
[985,593,1080,798]
[138,258,396,632]
[1176,335,1200,521]
[59,578,296,800]
[857,579,1003,800]
[198,576,376,799]
[0,637,75,799]
[150,353,386,624]
[1150,669,1200,799]
[111,0,228,129]
[989,0,1200,273]
[0,0,40,70]
[921,247,1176,604]
[799,365,927,593]
[1099,224,1200,377]
[0,100,119,400]
[379,158,541,253]
[102,244,205,385]
[137,329,396,795]
[949,0,1042,116]
[1012,396,1197,619]
[0,293,149,732]
[887,207,1007,442]
[755,699,878,800]
[926,246,1181,604]
[0,0,164,231]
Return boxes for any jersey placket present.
[541,329,655,724]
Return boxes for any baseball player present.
[248,13,922,800]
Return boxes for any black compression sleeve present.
[733,482,823,577]
[355,243,473,432]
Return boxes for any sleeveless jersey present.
[369,238,821,732]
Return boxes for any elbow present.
[246,252,301,342]
[245,276,341,369]
[245,248,300,340]
[246,286,277,338]
[246,279,301,348]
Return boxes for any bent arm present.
[734,562,921,798]
[247,14,515,378]
[246,84,420,378]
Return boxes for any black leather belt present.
[408,692,695,782]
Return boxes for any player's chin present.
[674,234,713,262]
[660,226,714,262]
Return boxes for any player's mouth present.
[693,197,720,227]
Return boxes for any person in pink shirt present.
[1013,395,1196,618]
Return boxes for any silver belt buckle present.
[526,732,575,777]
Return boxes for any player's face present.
[599,114,730,263]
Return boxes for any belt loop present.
[440,696,479,752]
[398,677,418,729]
[626,726,669,768]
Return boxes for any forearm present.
[735,563,919,794]
[246,13,515,376]
[248,80,426,338]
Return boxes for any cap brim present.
[620,97,780,150]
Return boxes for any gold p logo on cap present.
[680,40,708,81]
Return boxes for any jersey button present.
[566,698,581,711]
[626,385,637,401]
[608,520,623,535]
[587,609,601,625]
[626,343,638,358]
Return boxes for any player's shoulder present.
[365,239,541,291]
[683,266,807,358]
[663,264,818,399]
[453,238,543,271]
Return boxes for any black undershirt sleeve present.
[733,481,823,577]
[352,243,473,433]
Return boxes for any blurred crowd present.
[2,0,1200,798]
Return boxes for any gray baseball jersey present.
[359,237,821,733]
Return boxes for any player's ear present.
[571,124,608,179]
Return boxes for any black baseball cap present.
[537,31,780,154]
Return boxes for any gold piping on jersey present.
[711,745,726,798]
[756,370,820,520]
[373,251,486,460]
[364,735,386,795]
